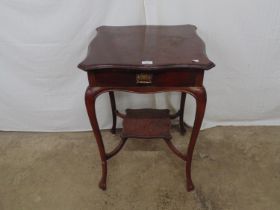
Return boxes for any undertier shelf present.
[121,109,172,139]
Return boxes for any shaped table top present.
[78,25,215,71]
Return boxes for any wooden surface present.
[88,70,204,87]
[78,25,215,71]
[79,25,215,192]
[121,109,171,139]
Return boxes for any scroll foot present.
[99,180,107,190]
[99,161,107,190]
[186,180,194,192]
[186,164,194,191]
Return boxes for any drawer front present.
[88,70,204,87]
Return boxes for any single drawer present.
[88,70,204,87]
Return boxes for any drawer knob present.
[136,73,152,84]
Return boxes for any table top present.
[78,25,215,71]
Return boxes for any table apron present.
[87,70,204,87]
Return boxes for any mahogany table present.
[78,25,215,192]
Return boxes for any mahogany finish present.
[121,109,171,139]
[78,25,215,192]
[78,25,214,71]
[88,70,204,87]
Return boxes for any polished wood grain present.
[78,25,215,71]
[87,69,204,87]
[79,25,215,192]
[84,86,207,191]
[121,109,171,139]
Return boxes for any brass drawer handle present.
[136,73,152,84]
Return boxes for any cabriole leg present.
[185,87,207,191]
[85,86,107,190]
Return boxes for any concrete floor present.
[0,126,279,210]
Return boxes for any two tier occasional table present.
[78,25,215,191]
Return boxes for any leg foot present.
[99,180,107,190]
[180,123,187,135]
[98,161,107,190]
[186,163,194,191]
[186,181,194,192]
[111,128,116,134]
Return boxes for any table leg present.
[179,93,187,134]
[109,91,117,134]
[85,86,206,192]
[85,86,107,190]
[185,87,207,191]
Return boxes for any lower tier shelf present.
[121,109,172,139]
